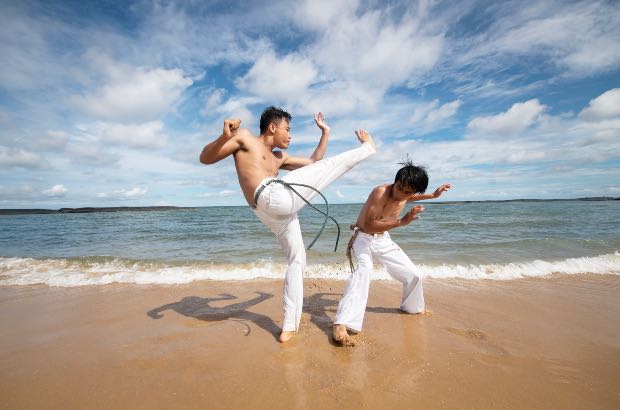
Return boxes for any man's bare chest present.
[378,201,406,219]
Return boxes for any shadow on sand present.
[147,292,281,341]
[148,290,404,344]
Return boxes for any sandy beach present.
[1,275,619,409]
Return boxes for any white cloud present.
[411,99,462,134]
[73,54,193,123]
[65,140,120,167]
[39,130,70,152]
[199,189,241,198]
[236,52,317,102]
[296,81,385,117]
[0,147,43,169]
[580,88,620,121]
[454,1,620,78]
[294,0,360,31]
[467,99,546,136]
[122,187,148,198]
[306,5,444,89]
[97,187,148,200]
[202,88,227,116]
[85,121,168,149]
[42,184,67,197]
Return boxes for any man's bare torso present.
[233,129,287,205]
[356,184,407,234]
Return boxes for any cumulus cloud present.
[42,184,67,197]
[234,1,446,117]
[97,187,148,200]
[467,99,546,136]
[305,3,444,88]
[236,52,317,102]
[580,88,620,121]
[72,53,193,123]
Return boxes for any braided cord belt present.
[253,179,341,252]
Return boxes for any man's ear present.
[268,122,276,134]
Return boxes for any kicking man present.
[200,106,375,342]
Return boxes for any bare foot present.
[279,331,296,343]
[333,324,356,346]
[399,308,431,316]
[355,129,374,148]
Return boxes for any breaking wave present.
[1,252,619,287]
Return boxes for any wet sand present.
[1,275,619,409]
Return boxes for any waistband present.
[252,177,278,208]
[350,225,387,238]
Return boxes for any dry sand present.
[1,275,619,409]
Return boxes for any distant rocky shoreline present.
[0,206,196,215]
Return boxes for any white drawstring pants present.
[253,142,375,331]
[335,230,424,332]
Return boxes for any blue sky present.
[1,0,619,207]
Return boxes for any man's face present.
[272,119,291,149]
[392,182,415,201]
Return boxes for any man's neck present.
[258,134,275,150]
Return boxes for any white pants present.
[335,231,424,332]
[253,143,375,331]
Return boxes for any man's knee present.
[406,271,422,287]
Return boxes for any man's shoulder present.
[366,184,390,202]
[233,128,259,151]
[370,184,390,195]
[235,128,256,141]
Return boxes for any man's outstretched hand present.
[401,205,424,225]
[432,183,452,198]
[313,112,330,133]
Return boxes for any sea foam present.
[1,253,619,287]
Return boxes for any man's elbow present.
[199,154,213,165]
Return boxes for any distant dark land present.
[0,198,617,215]
[0,206,196,215]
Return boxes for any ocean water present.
[1,200,619,286]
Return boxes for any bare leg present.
[332,324,356,346]
[282,131,375,212]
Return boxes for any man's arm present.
[199,119,243,164]
[363,188,425,232]
[408,183,452,202]
[281,112,330,170]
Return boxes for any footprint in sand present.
[446,327,509,356]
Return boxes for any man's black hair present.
[259,106,292,134]
[394,156,428,193]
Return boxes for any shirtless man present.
[200,106,375,342]
[333,159,451,346]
